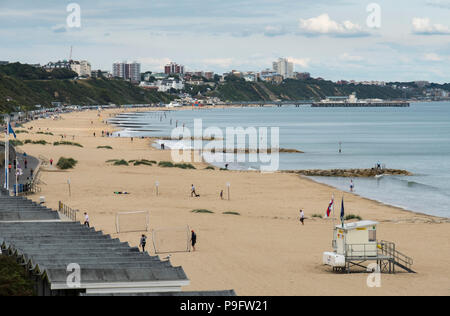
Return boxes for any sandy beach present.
[17,108,450,296]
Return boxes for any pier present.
[312,102,410,107]
[218,100,313,107]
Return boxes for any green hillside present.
[0,63,173,113]
[211,77,405,101]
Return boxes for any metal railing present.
[15,182,41,196]
[379,240,414,270]
[345,241,414,271]
[58,201,78,221]
[345,243,379,258]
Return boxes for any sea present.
[110,102,450,218]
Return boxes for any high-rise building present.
[113,61,141,82]
[113,62,125,78]
[272,58,294,79]
[164,62,184,75]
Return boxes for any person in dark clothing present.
[140,234,147,252]
[191,230,197,252]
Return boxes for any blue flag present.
[8,123,16,139]
[340,197,345,224]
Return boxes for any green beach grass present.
[345,214,362,221]
[24,139,48,145]
[53,141,83,148]
[192,209,214,214]
[223,211,240,216]
[57,157,78,170]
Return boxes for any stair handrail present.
[379,240,413,268]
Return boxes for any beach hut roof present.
[336,220,378,231]
[0,194,234,296]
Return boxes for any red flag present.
[326,196,334,217]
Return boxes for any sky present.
[0,0,449,83]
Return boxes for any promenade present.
[0,145,39,193]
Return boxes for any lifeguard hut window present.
[369,230,376,242]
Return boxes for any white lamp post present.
[67,177,71,198]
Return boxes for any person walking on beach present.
[220,190,224,200]
[84,212,90,228]
[299,210,305,225]
[24,159,27,169]
[140,234,147,253]
[191,230,197,252]
[350,180,354,192]
[30,168,33,179]
[191,184,199,197]
[50,158,53,166]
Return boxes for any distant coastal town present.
[0,57,449,113]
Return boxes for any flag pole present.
[332,193,336,249]
[15,157,17,196]
[332,193,335,229]
[4,116,9,194]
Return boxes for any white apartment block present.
[272,58,294,79]
[139,78,184,92]
[71,60,92,77]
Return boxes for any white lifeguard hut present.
[334,220,379,258]
[323,220,415,273]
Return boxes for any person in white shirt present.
[191,184,199,197]
[84,212,90,227]
[299,210,305,225]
